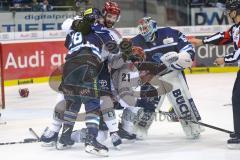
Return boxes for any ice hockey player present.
[71,1,145,145]
[189,0,240,149]
[94,0,123,148]
[127,17,203,139]
[109,37,169,139]
[71,45,147,143]
[40,1,123,152]
[50,7,120,156]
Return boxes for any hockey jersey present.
[203,23,240,66]
[131,27,195,64]
[64,23,118,61]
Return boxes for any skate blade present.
[41,141,56,147]
[136,129,148,140]
[85,145,108,157]
[113,145,121,150]
[122,139,136,144]
[227,144,240,150]
[186,133,200,139]
[55,142,72,150]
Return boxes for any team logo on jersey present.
[163,37,174,44]
[99,80,108,87]
[179,34,188,42]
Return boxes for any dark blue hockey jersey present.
[131,27,195,64]
[64,24,117,61]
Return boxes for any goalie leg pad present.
[161,71,202,138]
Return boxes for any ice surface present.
[0,73,239,160]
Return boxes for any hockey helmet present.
[225,0,240,20]
[102,1,121,17]
[19,88,29,98]
[128,46,146,63]
[226,0,240,11]
[137,17,157,42]
[102,1,121,27]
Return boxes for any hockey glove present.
[105,40,119,54]
[160,51,179,66]
[119,38,132,61]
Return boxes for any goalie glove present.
[160,51,193,70]
[160,51,179,66]
[171,51,193,70]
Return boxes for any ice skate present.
[110,131,122,149]
[40,127,58,147]
[85,134,109,157]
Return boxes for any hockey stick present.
[159,110,236,135]
[0,128,41,146]
[29,128,40,141]
[0,138,39,145]
[180,117,234,134]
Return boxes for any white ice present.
[0,73,239,160]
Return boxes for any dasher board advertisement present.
[0,11,75,32]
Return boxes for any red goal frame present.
[0,43,5,109]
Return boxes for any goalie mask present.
[138,17,157,42]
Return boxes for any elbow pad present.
[61,18,74,34]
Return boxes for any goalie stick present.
[180,117,235,135]
[160,110,236,135]
[160,108,239,136]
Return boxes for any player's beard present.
[104,20,114,28]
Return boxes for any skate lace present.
[43,128,55,138]
[111,133,120,143]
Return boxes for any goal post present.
[0,43,5,109]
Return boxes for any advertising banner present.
[191,36,235,67]
[0,11,75,32]
[191,7,231,25]
[0,35,237,84]
[1,40,67,80]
